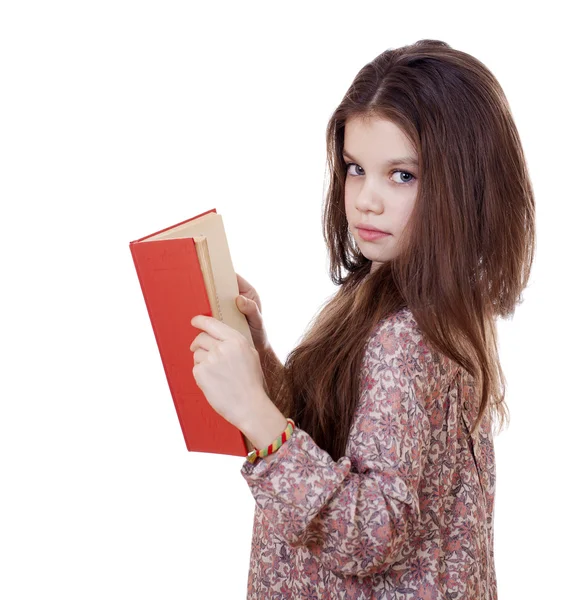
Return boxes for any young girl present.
[190,39,535,599]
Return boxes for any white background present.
[1,1,562,598]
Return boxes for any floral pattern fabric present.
[240,307,497,599]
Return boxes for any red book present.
[129,208,256,458]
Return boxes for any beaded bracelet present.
[246,418,296,464]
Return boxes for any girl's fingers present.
[192,348,208,364]
[190,332,214,352]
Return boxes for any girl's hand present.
[189,314,267,431]
[235,272,270,353]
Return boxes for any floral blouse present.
[240,307,497,599]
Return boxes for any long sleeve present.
[240,324,435,579]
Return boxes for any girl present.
[190,39,535,599]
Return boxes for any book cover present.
[129,208,255,458]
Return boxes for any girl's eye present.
[344,162,365,177]
[344,162,416,185]
[391,169,416,184]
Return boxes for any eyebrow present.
[342,149,419,167]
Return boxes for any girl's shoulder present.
[365,306,460,390]
[367,305,418,341]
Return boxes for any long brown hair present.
[274,39,535,463]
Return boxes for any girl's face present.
[343,116,419,274]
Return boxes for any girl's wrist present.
[246,416,295,464]
[242,395,289,455]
